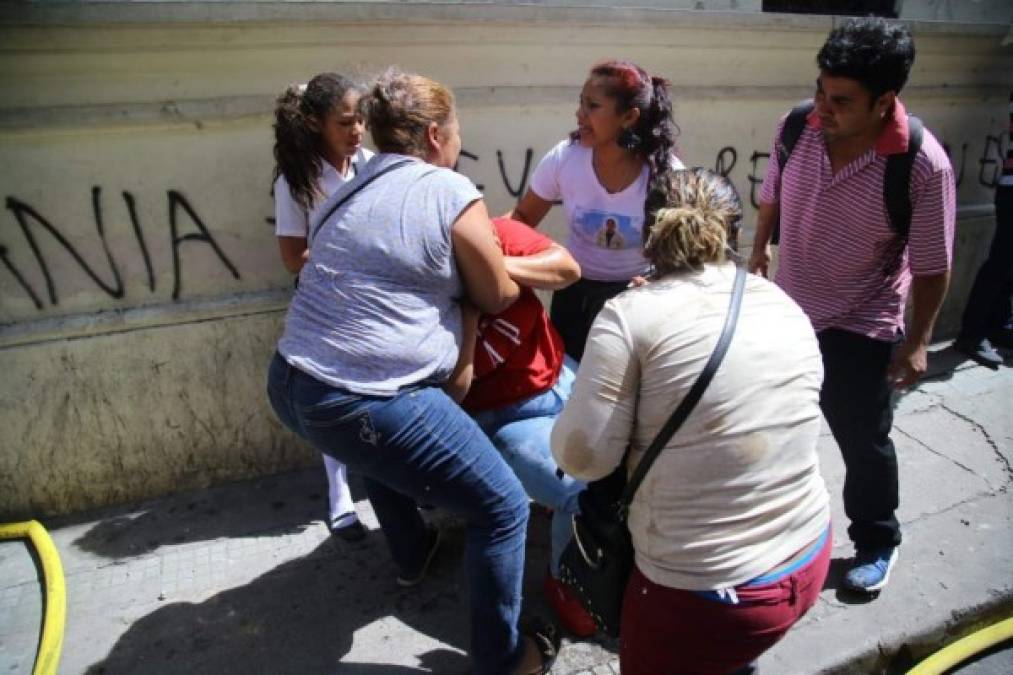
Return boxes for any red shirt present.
[462,218,566,412]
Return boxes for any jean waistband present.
[693,525,831,605]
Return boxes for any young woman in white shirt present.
[271,72,374,541]
[511,60,683,360]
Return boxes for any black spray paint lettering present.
[454,149,484,192]
[0,243,44,309]
[714,147,738,178]
[5,188,125,306]
[497,148,533,199]
[747,152,770,210]
[122,190,155,292]
[978,134,1008,188]
[942,141,969,188]
[2,187,239,309]
[168,190,239,300]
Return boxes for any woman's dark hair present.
[572,60,680,227]
[358,68,455,158]
[816,17,915,102]
[273,72,359,211]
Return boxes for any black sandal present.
[519,616,561,674]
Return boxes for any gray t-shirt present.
[279,153,483,395]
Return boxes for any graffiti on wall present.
[1,131,1007,316]
[1,187,239,310]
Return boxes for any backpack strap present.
[771,100,814,245]
[883,114,923,238]
[880,114,924,276]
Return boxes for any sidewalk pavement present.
[1,344,1011,675]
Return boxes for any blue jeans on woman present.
[267,353,530,674]
[470,359,584,578]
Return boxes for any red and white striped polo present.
[759,99,956,341]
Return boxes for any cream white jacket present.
[551,263,830,590]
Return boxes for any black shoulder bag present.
[558,264,748,637]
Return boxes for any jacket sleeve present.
[551,301,639,481]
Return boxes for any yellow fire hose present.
[907,616,1013,674]
[0,520,66,675]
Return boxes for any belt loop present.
[789,575,799,606]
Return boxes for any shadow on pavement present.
[83,527,473,675]
[83,507,564,674]
[920,343,1012,383]
[69,467,349,559]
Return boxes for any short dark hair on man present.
[817,17,915,100]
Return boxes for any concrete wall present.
[1,2,1010,517]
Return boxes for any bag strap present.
[618,264,748,515]
[777,100,813,175]
[771,100,814,246]
[309,158,415,242]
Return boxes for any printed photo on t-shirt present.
[573,207,638,250]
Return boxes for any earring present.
[617,127,641,150]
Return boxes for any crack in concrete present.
[939,402,1013,479]
[892,424,988,483]
[901,488,1003,528]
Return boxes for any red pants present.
[619,532,831,675]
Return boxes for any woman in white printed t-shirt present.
[271,72,374,541]
[510,60,683,361]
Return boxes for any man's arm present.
[747,202,778,278]
[888,271,950,388]
[503,243,581,291]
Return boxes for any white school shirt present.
[274,147,374,238]
[529,139,684,281]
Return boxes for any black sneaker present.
[396,527,441,587]
[518,615,561,674]
[330,520,367,543]
[954,337,1003,370]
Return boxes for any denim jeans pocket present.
[299,397,364,429]
[293,377,367,430]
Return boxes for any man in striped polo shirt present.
[748,17,955,595]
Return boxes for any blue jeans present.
[267,353,529,674]
[471,360,584,578]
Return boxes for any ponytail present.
[272,84,321,211]
[640,75,679,230]
[272,72,360,212]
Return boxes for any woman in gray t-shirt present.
[267,69,560,674]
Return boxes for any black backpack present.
[771,99,923,275]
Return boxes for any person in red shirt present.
[456,217,597,637]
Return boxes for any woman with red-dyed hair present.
[511,60,683,361]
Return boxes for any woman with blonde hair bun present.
[552,168,831,674]
[267,69,559,674]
